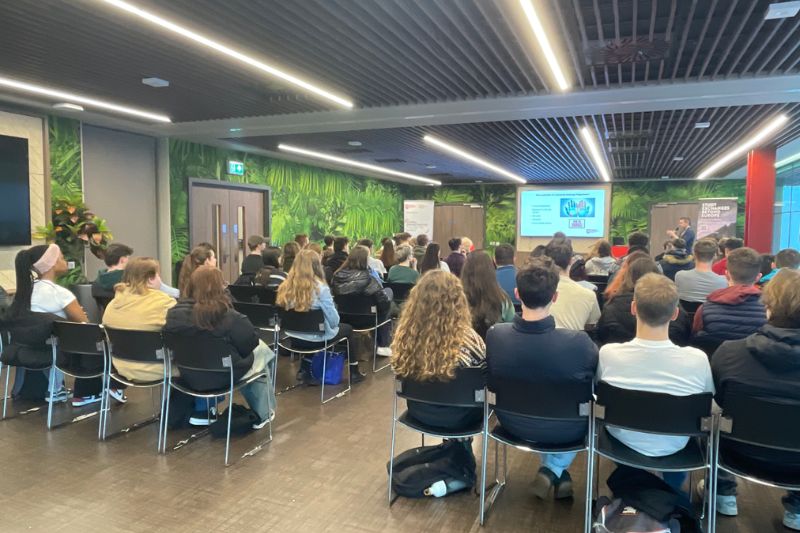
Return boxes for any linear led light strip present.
[579,127,611,182]
[423,135,526,184]
[101,0,353,109]
[278,144,440,186]
[697,114,789,179]
[775,151,800,168]
[0,75,171,123]
[519,0,570,91]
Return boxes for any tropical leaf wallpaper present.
[48,116,82,201]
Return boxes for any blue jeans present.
[717,471,800,512]
[541,452,578,478]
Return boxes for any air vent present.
[427,172,454,178]
[606,130,652,140]
[607,145,649,154]
[584,35,671,66]
[334,147,372,154]
[374,158,406,163]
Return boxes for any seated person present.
[608,231,650,277]
[391,270,486,430]
[418,242,450,275]
[357,238,386,278]
[461,251,514,339]
[331,245,392,356]
[164,266,275,428]
[494,243,518,304]
[759,248,800,285]
[276,250,361,384]
[325,236,349,274]
[412,234,429,265]
[598,274,713,492]
[95,243,179,299]
[675,238,727,303]
[102,257,176,382]
[545,239,601,331]
[598,257,691,346]
[709,269,800,528]
[569,259,597,292]
[659,238,695,281]
[387,244,420,284]
[585,240,615,276]
[253,246,287,289]
[693,247,767,346]
[487,258,598,500]
[178,243,217,297]
[712,237,744,276]
[280,241,300,273]
[379,238,396,272]
[444,237,466,277]
[235,235,267,285]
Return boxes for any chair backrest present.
[233,301,278,329]
[278,308,327,334]
[720,393,800,452]
[228,284,276,305]
[595,381,713,436]
[488,376,592,420]
[680,300,702,314]
[334,293,378,318]
[104,327,165,364]
[396,367,485,408]
[385,282,414,302]
[512,302,523,315]
[52,321,106,355]
[587,274,609,285]
[163,331,235,373]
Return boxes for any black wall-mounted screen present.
[0,135,31,245]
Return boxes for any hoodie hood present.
[96,268,123,290]
[592,256,617,267]
[662,250,693,265]
[747,325,800,372]
[707,284,762,305]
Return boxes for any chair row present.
[388,368,800,533]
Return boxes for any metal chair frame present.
[232,301,282,394]
[334,294,392,373]
[0,330,55,421]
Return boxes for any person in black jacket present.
[164,266,275,428]
[659,238,695,281]
[324,237,350,281]
[253,246,287,289]
[598,256,691,346]
[706,269,800,529]
[331,245,393,356]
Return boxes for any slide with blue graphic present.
[519,189,606,238]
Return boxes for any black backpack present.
[387,440,476,498]
[210,403,259,437]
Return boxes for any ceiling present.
[2,0,800,183]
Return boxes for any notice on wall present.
[697,199,738,240]
[403,200,434,237]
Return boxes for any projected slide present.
[519,189,606,238]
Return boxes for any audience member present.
[604,251,650,302]
[659,238,695,280]
[461,251,515,339]
[418,242,450,275]
[598,257,691,346]
[253,246,287,289]
[412,234,429,265]
[331,245,392,356]
[487,258,598,500]
[387,244,419,284]
[379,238,396,271]
[527,244,547,262]
[357,238,386,278]
[325,237,350,274]
[712,237,744,276]
[759,248,800,285]
[675,239,727,303]
[294,233,309,249]
[693,247,767,345]
[178,244,217,297]
[321,235,335,265]
[759,253,776,279]
[598,273,713,492]
[94,243,134,294]
[307,242,322,256]
[568,259,597,292]
[708,269,800,528]
[165,266,275,428]
[276,250,361,384]
[667,216,696,252]
[608,231,649,277]
[461,237,475,254]
[545,239,600,330]
[391,270,486,430]
[394,232,412,247]
[445,237,466,277]
[241,235,267,278]
[281,241,300,273]
[494,243,519,305]
[584,240,615,276]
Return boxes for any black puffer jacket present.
[331,268,390,314]
[597,292,691,346]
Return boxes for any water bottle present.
[424,480,447,498]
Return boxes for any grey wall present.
[82,125,158,280]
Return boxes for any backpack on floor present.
[210,403,258,437]
[387,440,476,499]
[593,497,679,533]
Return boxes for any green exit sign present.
[227,160,245,176]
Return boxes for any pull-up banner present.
[403,200,434,237]
[697,199,738,240]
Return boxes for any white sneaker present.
[696,480,738,516]
[108,388,128,403]
[785,511,800,531]
[376,346,392,357]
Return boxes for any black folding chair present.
[384,282,414,306]
[591,381,715,529]
[587,275,609,310]
[691,335,725,359]
[0,318,56,420]
[103,327,169,451]
[680,300,702,325]
[228,285,276,305]
[232,301,281,393]
[388,367,487,508]
[277,308,351,404]
[334,294,392,373]
[50,321,109,436]
[713,394,800,533]
[163,332,272,466]
[479,378,594,531]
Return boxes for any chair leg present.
[388,399,398,506]
[46,366,56,430]
[224,393,234,466]
[320,347,327,404]
[479,432,489,525]
[161,381,172,454]
[1,362,7,420]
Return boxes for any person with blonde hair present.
[276,249,361,384]
[391,270,486,430]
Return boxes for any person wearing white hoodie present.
[584,240,616,276]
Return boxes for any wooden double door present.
[189,180,270,282]
[432,203,485,250]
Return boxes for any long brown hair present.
[282,241,301,272]
[185,266,230,330]
[119,257,160,295]
[604,251,649,301]
[379,239,396,269]
[607,253,659,301]
[762,269,800,329]
[338,245,369,272]
[178,244,215,297]
[419,242,443,274]
[391,270,475,381]
[276,249,323,312]
[461,251,509,338]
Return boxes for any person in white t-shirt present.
[597,273,714,492]
[545,239,601,331]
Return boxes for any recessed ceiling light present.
[579,127,612,182]
[697,114,789,179]
[425,164,437,169]
[673,156,685,161]
[0,75,171,122]
[52,102,84,112]
[423,135,527,184]
[142,77,169,88]
[695,122,711,129]
[101,0,353,108]
[519,0,570,91]
[229,127,242,132]
[347,141,362,147]
[475,180,483,183]
[278,144,440,186]
[661,176,670,180]
[765,1,800,20]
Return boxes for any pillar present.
[744,147,776,253]
[156,137,173,284]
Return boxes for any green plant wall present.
[48,115,82,201]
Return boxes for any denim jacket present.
[285,281,340,342]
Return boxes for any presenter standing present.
[667,217,695,252]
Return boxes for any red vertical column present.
[744,147,776,253]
